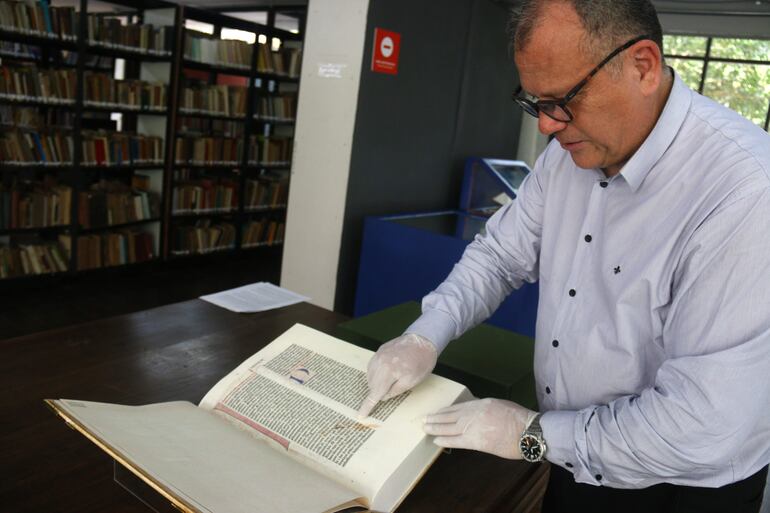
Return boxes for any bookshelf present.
[169,6,298,258]
[0,0,302,280]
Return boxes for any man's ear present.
[629,40,664,96]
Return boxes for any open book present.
[46,324,472,513]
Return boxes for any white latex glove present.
[357,334,439,418]
[423,398,538,459]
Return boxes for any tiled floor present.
[0,248,283,341]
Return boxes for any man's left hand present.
[423,398,537,459]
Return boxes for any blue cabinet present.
[353,158,538,337]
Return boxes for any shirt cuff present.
[541,408,603,486]
[541,409,579,470]
[404,309,458,352]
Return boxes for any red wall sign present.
[371,28,401,75]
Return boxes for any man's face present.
[514,4,640,174]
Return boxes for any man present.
[358,1,770,512]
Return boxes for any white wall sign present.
[318,62,348,79]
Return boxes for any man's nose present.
[538,113,568,136]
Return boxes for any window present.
[185,19,214,35]
[664,35,770,131]
[221,28,256,44]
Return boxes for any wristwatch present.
[519,413,547,463]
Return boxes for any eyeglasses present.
[513,34,651,123]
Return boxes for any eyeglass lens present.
[539,103,571,122]
[515,96,571,122]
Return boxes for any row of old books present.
[0,0,77,40]
[179,84,248,118]
[0,40,111,69]
[84,73,167,111]
[184,35,251,69]
[0,242,68,278]
[172,179,238,214]
[0,66,76,104]
[1,130,73,165]
[173,135,292,166]
[0,228,158,278]
[242,218,284,247]
[1,67,169,111]
[257,44,301,78]
[244,177,288,210]
[247,135,292,166]
[60,230,155,270]
[88,17,172,56]
[0,131,163,166]
[176,118,243,138]
[78,180,160,229]
[0,40,38,58]
[2,129,156,166]
[0,179,72,229]
[255,94,296,121]
[81,132,164,166]
[1,106,74,131]
[171,219,235,255]
[174,136,241,166]
[183,36,301,78]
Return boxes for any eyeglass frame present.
[512,34,653,123]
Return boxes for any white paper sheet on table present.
[200,282,310,313]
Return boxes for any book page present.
[199,324,469,512]
[48,400,365,513]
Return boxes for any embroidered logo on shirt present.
[614,266,621,274]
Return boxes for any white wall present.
[280,0,370,309]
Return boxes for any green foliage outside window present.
[704,63,770,127]
[667,57,704,90]
[663,35,770,131]
[711,38,770,60]
[663,35,707,57]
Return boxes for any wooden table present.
[0,300,547,513]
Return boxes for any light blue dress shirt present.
[407,72,770,488]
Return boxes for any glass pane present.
[668,58,704,90]
[223,11,269,25]
[275,13,300,34]
[703,62,770,128]
[711,38,770,61]
[663,35,707,57]
[389,213,486,241]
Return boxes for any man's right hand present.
[357,333,439,419]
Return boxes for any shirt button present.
[545,386,551,394]
[569,289,576,297]
[552,340,559,348]
[584,234,592,243]
[600,181,608,188]
[565,462,574,468]
[595,474,603,481]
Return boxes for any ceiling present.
[652,0,770,14]
[486,0,770,14]
[174,0,307,7]
[172,0,770,14]
[68,0,770,18]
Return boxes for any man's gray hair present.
[509,0,664,70]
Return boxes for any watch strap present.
[525,413,543,437]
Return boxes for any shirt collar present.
[617,69,692,192]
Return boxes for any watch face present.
[520,434,543,462]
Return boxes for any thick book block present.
[336,302,537,410]
[47,325,471,513]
